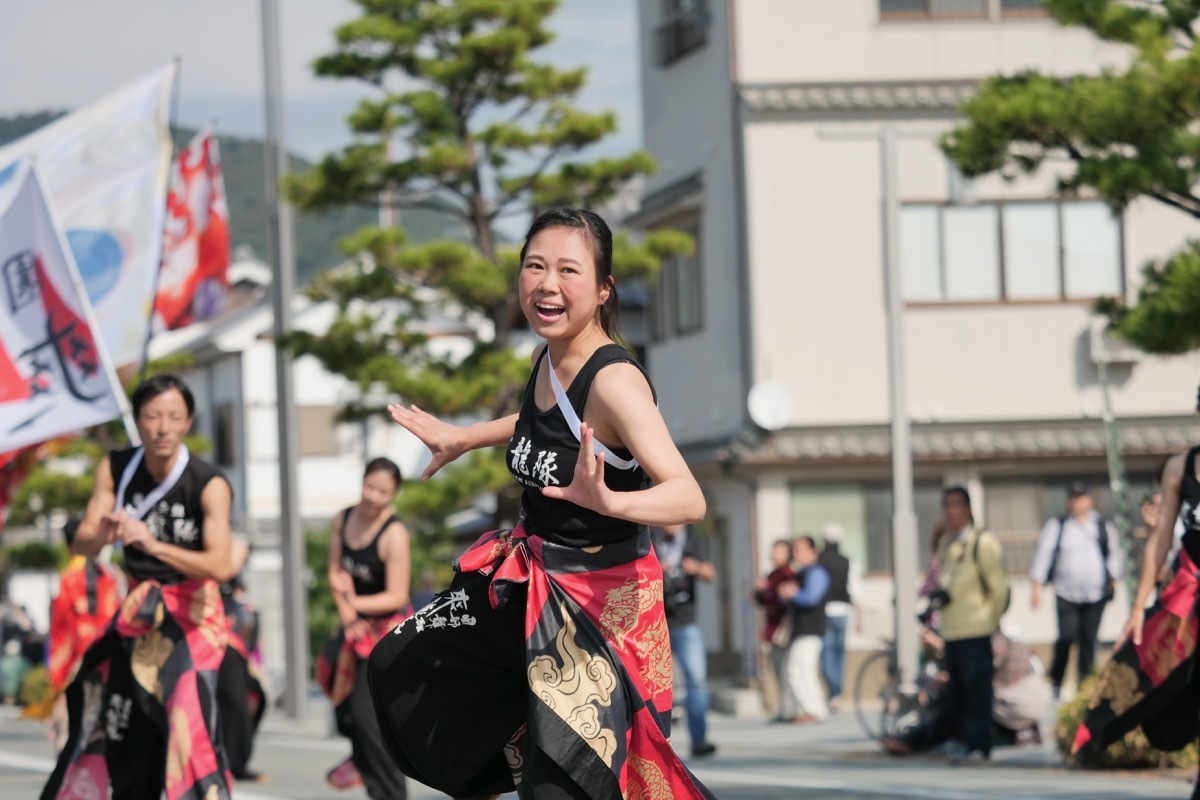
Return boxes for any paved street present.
[1,697,1195,799]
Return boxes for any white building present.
[630,0,1200,679]
[148,257,435,536]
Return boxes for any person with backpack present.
[1028,481,1122,700]
[932,486,1009,765]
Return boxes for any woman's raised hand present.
[387,404,465,479]
[1114,605,1145,650]
[540,422,614,514]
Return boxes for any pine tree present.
[287,0,688,544]
[941,0,1200,353]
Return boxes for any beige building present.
[630,0,1200,680]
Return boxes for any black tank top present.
[339,506,396,598]
[109,446,226,585]
[506,344,654,546]
[1178,446,1200,566]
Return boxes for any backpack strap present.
[1046,516,1067,584]
[973,529,1010,614]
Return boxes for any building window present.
[657,0,709,67]
[297,405,340,457]
[881,0,1045,21]
[899,200,1123,303]
[1001,0,1048,16]
[983,473,1152,574]
[214,403,236,468]
[651,221,703,339]
[880,0,987,19]
[790,482,944,575]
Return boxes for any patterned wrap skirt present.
[368,524,717,799]
[224,602,267,738]
[318,606,413,708]
[41,577,231,800]
[1073,551,1200,763]
[48,560,121,691]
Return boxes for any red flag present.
[153,128,231,332]
[0,445,42,535]
[0,339,30,404]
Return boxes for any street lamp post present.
[879,126,920,690]
[260,0,307,720]
[820,125,923,689]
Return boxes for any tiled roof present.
[739,80,978,114]
[716,416,1200,464]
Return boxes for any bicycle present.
[853,639,944,741]
[853,598,947,741]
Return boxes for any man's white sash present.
[113,445,190,520]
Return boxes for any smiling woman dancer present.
[368,207,716,799]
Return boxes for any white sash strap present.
[545,351,639,471]
[113,445,190,520]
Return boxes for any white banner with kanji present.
[0,62,177,367]
[0,160,126,451]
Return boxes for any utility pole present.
[260,0,307,719]
[1096,349,1135,601]
[818,124,926,689]
[879,125,920,690]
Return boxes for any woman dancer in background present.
[319,457,413,799]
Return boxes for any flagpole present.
[137,57,183,387]
[260,0,308,721]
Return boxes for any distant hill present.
[0,112,469,284]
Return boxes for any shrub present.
[1055,675,1198,769]
[305,527,339,665]
[18,664,51,707]
[3,541,69,571]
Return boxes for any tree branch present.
[489,147,565,220]
[1149,190,1200,218]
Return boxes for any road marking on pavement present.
[0,749,289,800]
[0,750,54,772]
[691,767,1066,800]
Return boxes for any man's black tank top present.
[339,506,397,598]
[1178,445,1200,566]
[109,446,226,585]
[506,344,654,547]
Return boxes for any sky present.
[0,0,643,161]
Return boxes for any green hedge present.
[18,665,51,706]
[3,541,69,571]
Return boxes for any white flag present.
[0,160,127,451]
[0,63,177,367]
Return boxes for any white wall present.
[741,121,1200,429]
[734,0,1122,85]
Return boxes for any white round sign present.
[747,381,792,431]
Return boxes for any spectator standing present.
[935,486,1008,764]
[816,523,861,709]
[778,536,830,723]
[754,539,796,722]
[654,523,719,757]
[1028,482,1122,698]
